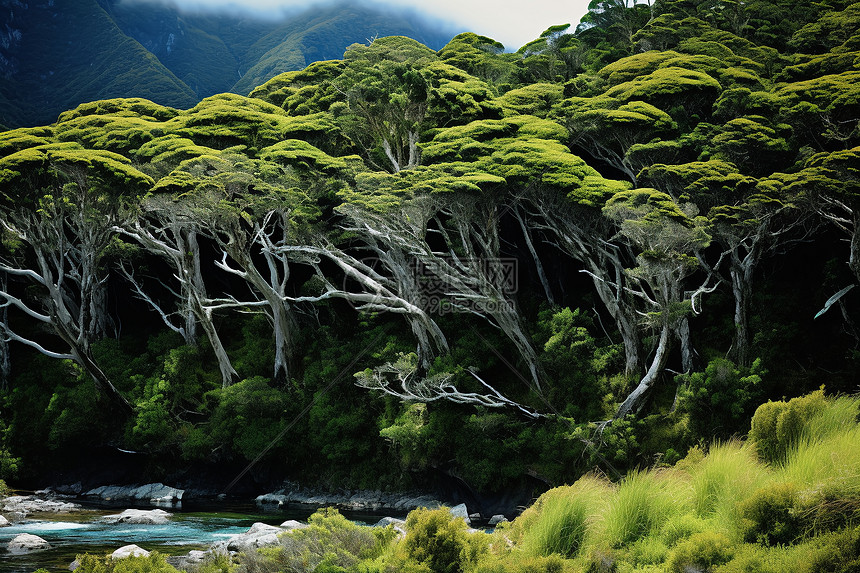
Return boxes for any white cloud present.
[122,0,592,50]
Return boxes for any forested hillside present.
[0,0,858,528]
[0,0,453,127]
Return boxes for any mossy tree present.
[0,144,152,413]
[603,188,711,417]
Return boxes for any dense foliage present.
[0,0,858,516]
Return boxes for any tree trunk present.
[181,230,204,346]
[588,263,641,376]
[515,209,555,305]
[0,274,9,391]
[615,323,671,419]
[198,310,239,388]
[850,213,860,285]
[729,249,755,367]
[270,300,295,386]
[676,317,694,373]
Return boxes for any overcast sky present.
[127,0,593,50]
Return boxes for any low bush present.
[256,507,394,573]
[474,553,573,573]
[401,507,486,573]
[666,531,735,572]
[748,390,827,465]
[738,482,801,546]
[71,552,180,573]
[805,525,860,573]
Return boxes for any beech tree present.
[118,165,241,389]
[603,188,712,417]
[0,144,151,413]
[640,159,812,366]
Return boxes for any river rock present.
[279,519,308,530]
[449,503,471,525]
[0,515,9,527]
[102,508,172,525]
[83,483,183,505]
[7,533,51,554]
[255,486,441,512]
[166,549,209,569]
[256,493,288,508]
[374,516,407,537]
[1,495,81,516]
[54,482,83,496]
[488,514,508,526]
[111,544,150,559]
[227,522,283,551]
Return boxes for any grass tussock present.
[501,392,860,573]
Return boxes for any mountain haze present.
[0,0,198,128]
[0,0,455,127]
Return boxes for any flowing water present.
[0,500,389,573]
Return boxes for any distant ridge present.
[0,0,455,127]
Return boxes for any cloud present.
[118,0,591,50]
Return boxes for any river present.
[0,500,396,573]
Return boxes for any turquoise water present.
[0,502,336,573]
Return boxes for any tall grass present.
[686,441,772,533]
[800,395,859,444]
[596,469,690,549]
[498,393,860,573]
[779,396,860,494]
[780,425,860,494]
[517,476,611,559]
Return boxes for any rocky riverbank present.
[254,483,444,513]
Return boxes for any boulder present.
[2,495,80,515]
[7,533,51,554]
[83,483,183,505]
[52,482,83,496]
[449,503,471,525]
[166,549,209,569]
[227,522,284,552]
[111,544,150,559]
[255,493,288,508]
[374,516,407,537]
[255,487,441,512]
[0,515,9,527]
[488,514,508,526]
[102,508,172,525]
[279,519,308,530]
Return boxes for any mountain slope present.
[106,1,281,99]
[0,0,455,127]
[232,2,453,94]
[0,0,198,127]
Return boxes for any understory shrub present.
[676,357,765,439]
[71,552,180,573]
[401,507,487,573]
[258,508,393,573]
[748,389,827,465]
[666,531,735,572]
[739,482,801,545]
